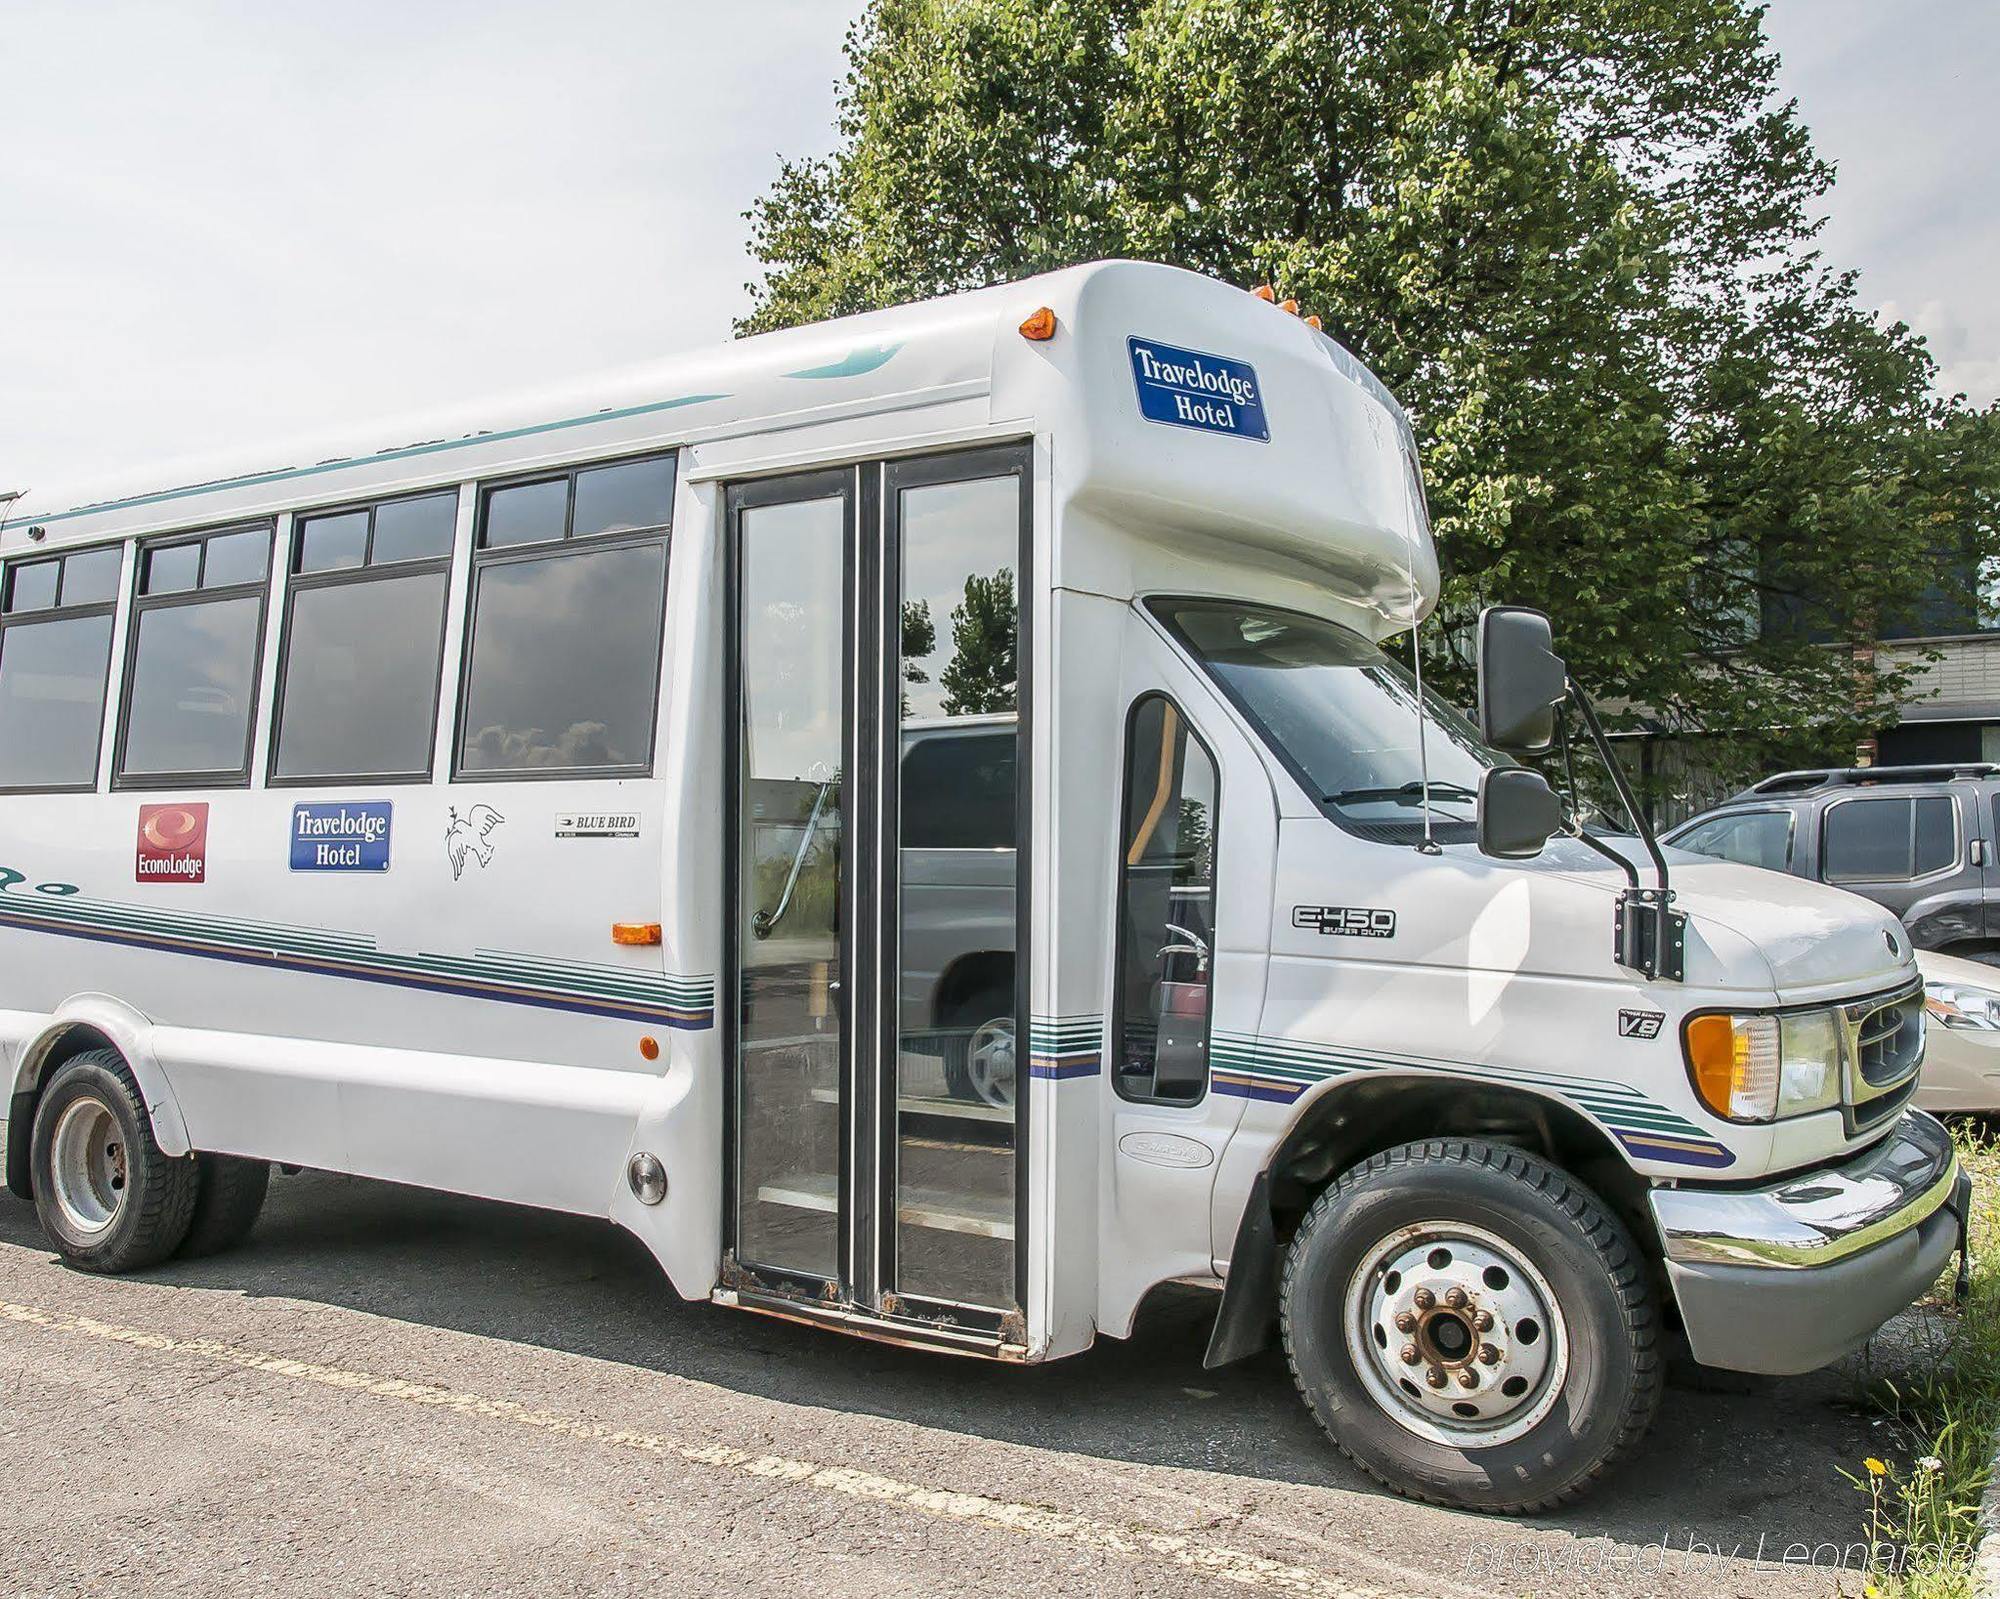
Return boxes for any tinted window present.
[274,572,448,780]
[120,595,264,778]
[202,528,269,588]
[1673,810,1792,872]
[142,543,199,595]
[0,614,113,787]
[458,541,666,773]
[297,511,369,573]
[1915,795,1956,875]
[1821,795,1948,882]
[59,548,121,606]
[5,560,58,612]
[902,731,1017,848]
[483,478,568,548]
[573,457,674,537]
[370,492,457,564]
[1114,696,1217,1106]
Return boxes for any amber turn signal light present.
[1684,1014,1739,1116]
[612,923,662,946]
[1019,306,1057,341]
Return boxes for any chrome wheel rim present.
[1343,1220,1569,1448]
[966,1017,1016,1109]
[50,1097,127,1236]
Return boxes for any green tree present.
[939,568,1018,714]
[743,0,2000,778]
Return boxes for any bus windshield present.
[1155,598,1508,838]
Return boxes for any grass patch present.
[1848,1123,2000,1598]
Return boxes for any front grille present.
[1851,987,1925,1088]
[1841,980,1925,1134]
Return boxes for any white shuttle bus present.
[0,262,1968,1511]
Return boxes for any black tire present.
[1280,1139,1661,1514]
[29,1050,198,1273]
[179,1154,270,1259]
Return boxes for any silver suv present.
[1664,763,2000,960]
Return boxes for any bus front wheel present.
[1279,1139,1660,1513]
[29,1049,199,1273]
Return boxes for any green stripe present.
[24,392,727,527]
[0,890,715,1011]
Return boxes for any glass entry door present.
[731,473,852,1290]
[728,448,1028,1324]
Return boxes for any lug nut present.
[1456,1368,1480,1390]
[1394,1310,1417,1334]
[1474,1310,1495,1332]
[1413,1288,1435,1311]
[1399,1344,1420,1366]
[1443,1286,1469,1310]
[1478,1344,1501,1366]
[1425,1366,1447,1390]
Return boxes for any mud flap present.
[1205,1172,1279,1368]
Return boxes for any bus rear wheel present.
[30,1050,199,1273]
[1280,1139,1660,1514]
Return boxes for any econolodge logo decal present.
[136,802,209,885]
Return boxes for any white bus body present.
[0,261,1964,1512]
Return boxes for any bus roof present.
[4,260,1432,631]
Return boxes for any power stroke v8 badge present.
[1618,1009,1666,1039]
[1293,905,1397,939]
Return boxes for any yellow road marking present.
[0,1297,1429,1599]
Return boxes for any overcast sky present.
[1,0,1993,495]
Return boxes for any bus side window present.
[272,490,457,783]
[0,548,121,792]
[117,525,272,786]
[456,454,674,778]
[1112,694,1218,1106]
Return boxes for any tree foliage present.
[938,568,1019,714]
[744,0,2000,773]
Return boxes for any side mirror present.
[1476,606,1567,754]
[1478,767,1565,860]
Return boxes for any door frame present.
[877,442,1035,1326]
[721,440,1036,1333]
[721,465,859,1302]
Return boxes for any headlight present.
[1925,980,2000,1031]
[1684,1008,1844,1122]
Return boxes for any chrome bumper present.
[1651,1109,1960,1270]
[1652,1110,1969,1374]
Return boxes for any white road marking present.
[0,1297,1438,1599]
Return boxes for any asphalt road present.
[0,1171,1915,1598]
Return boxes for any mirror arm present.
[1570,821,1641,890]
[1564,684,1686,981]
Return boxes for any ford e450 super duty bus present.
[0,261,1968,1512]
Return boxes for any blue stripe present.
[22,391,729,527]
[0,908,715,1030]
[1028,1058,1101,1080]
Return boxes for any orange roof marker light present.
[612,922,662,946]
[1250,284,1276,302]
[1019,306,1058,342]
[1306,314,1324,331]
[1279,298,1300,316]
